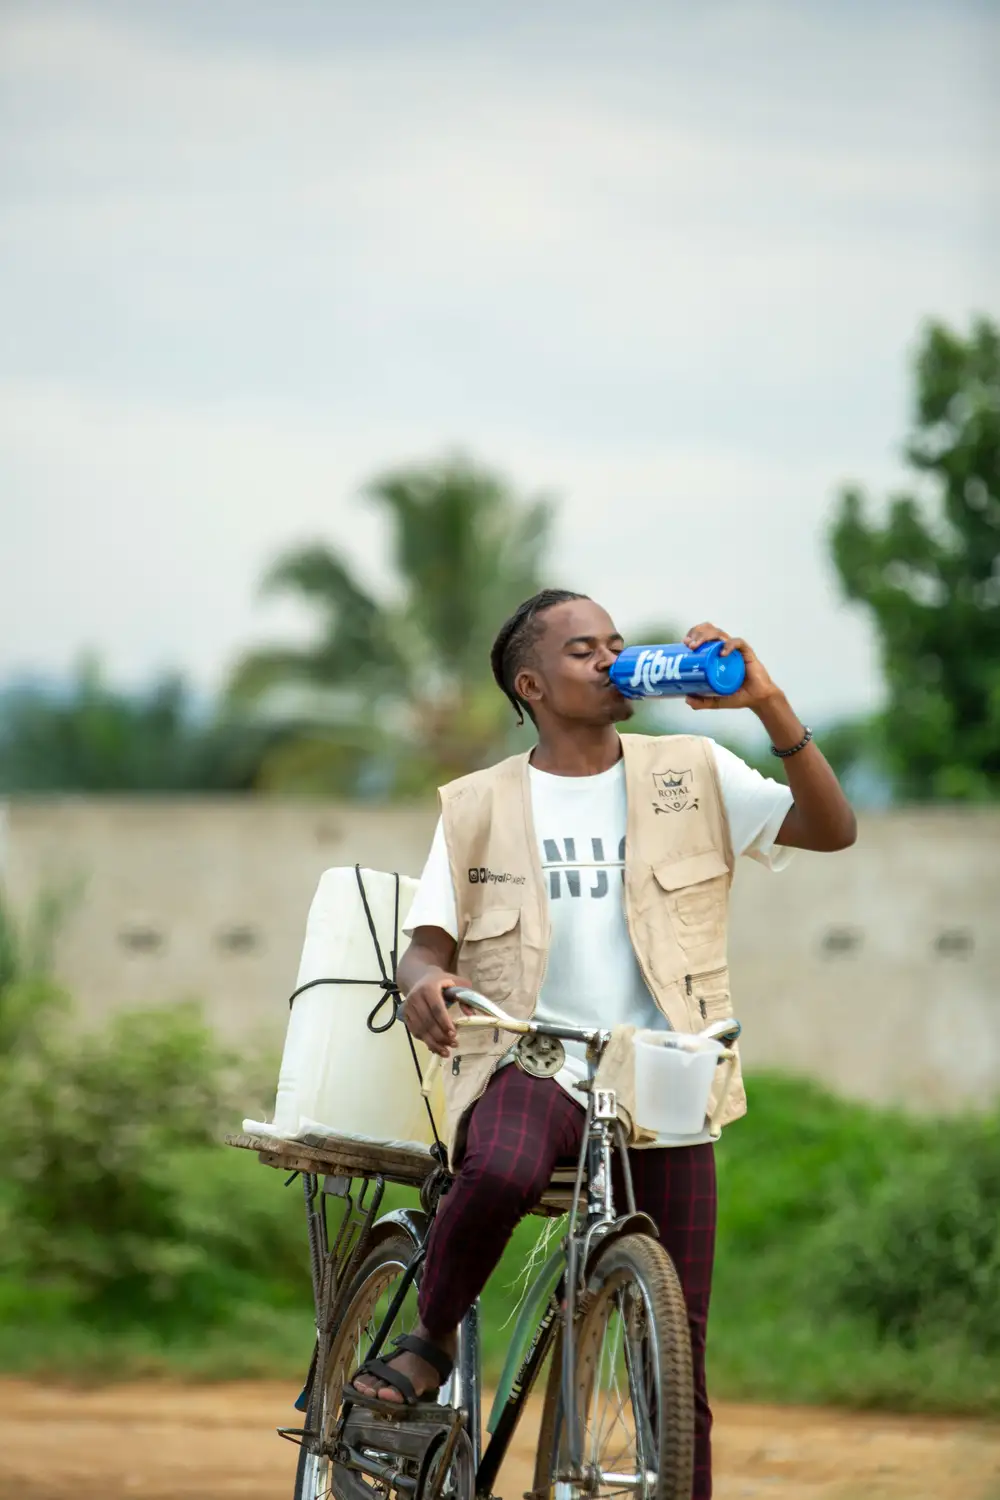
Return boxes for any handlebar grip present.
[420,1051,441,1099]
[454,1014,531,1035]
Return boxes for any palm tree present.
[228,455,554,796]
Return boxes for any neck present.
[530,724,622,777]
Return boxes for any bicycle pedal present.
[344,1401,458,1432]
[276,1425,311,1446]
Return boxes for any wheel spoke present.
[586,1291,645,1490]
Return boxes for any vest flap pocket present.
[463,906,521,942]
[457,905,522,1004]
[653,850,729,893]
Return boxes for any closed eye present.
[564,635,625,657]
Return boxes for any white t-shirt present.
[404,740,793,1142]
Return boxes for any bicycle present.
[233,989,740,1500]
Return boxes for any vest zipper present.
[452,1056,461,1076]
[687,965,728,1021]
[688,964,729,985]
[684,974,707,1020]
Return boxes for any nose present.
[595,646,617,673]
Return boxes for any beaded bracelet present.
[770,726,813,759]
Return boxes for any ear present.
[514,665,544,708]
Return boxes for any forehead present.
[540,598,621,649]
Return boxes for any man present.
[352,589,856,1499]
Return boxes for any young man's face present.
[517,598,635,728]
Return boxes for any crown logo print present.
[652,768,697,815]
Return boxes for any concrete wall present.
[728,811,999,1112]
[0,798,438,1050]
[2,798,998,1112]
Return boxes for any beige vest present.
[438,733,746,1165]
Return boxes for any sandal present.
[344,1334,454,1413]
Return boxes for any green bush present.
[0,1003,243,1319]
[714,1072,931,1250]
[0,889,310,1352]
[809,1118,1000,1350]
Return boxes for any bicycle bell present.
[515,1032,566,1079]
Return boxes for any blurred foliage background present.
[2,315,997,804]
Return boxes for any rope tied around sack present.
[285,864,445,1157]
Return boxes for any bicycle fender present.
[328,1207,429,1331]
[369,1206,431,1252]
[584,1212,659,1277]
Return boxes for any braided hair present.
[490,589,589,725]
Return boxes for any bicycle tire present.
[294,1231,420,1500]
[532,1232,694,1500]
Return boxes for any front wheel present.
[533,1232,694,1500]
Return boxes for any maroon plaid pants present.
[418,1065,717,1500]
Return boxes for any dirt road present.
[1,1379,998,1500]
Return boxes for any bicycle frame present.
[306,1004,739,1497]
[321,1028,640,1498]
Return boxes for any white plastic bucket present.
[633,1031,726,1138]
[246,867,442,1148]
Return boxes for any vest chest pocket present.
[653,850,730,950]
[457,905,521,1003]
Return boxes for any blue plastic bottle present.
[610,641,746,700]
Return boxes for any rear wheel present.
[533,1233,694,1500]
[294,1232,426,1500]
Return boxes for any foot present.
[352,1326,457,1405]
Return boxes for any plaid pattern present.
[418,1066,717,1500]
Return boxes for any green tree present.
[830,316,1000,800]
[0,661,274,793]
[229,455,553,796]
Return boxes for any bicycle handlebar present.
[443,985,742,1049]
[421,988,743,1137]
[443,987,601,1045]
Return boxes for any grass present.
[2,1073,999,1418]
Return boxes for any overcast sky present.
[1,0,997,727]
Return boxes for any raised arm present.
[682,623,857,853]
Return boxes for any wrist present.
[750,685,789,719]
[752,690,805,744]
[400,958,445,998]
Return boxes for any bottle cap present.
[702,641,746,695]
